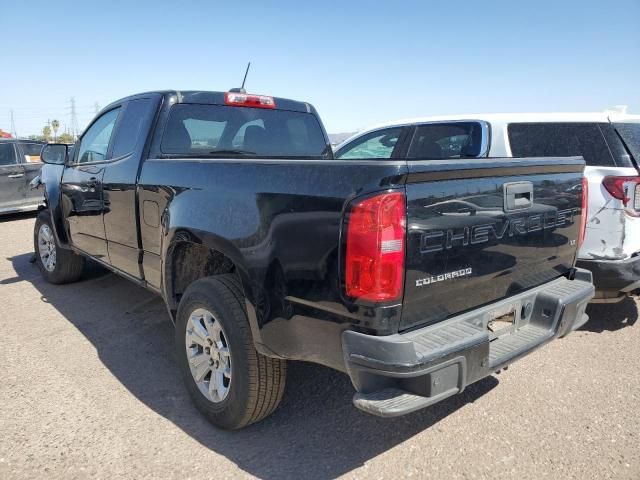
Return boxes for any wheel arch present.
[38,164,71,247]
[162,229,263,345]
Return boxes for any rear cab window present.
[507,123,629,167]
[407,122,487,159]
[335,127,403,159]
[160,104,329,158]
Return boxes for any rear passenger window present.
[600,123,633,168]
[336,127,402,159]
[111,99,154,158]
[18,143,43,163]
[613,123,640,166]
[0,143,17,165]
[508,123,615,167]
[407,122,486,159]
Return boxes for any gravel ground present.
[1,213,638,480]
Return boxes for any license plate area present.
[487,304,519,340]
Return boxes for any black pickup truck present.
[35,90,594,429]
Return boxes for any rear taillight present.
[578,176,588,248]
[225,92,275,109]
[602,176,640,207]
[345,191,406,302]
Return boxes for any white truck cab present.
[335,111,640,302]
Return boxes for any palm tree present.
[42,125,51,142]
[51,120,60,142]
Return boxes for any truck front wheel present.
[175,275,287,430]
[33,210,85,284]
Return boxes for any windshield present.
[161,104,329,158]
[613,123,640,165]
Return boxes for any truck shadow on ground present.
[582,297,638,332]
[12,252,501,480]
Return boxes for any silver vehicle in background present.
[0,139,46,214]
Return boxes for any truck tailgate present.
[401,157,585,331]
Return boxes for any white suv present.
[335,111,640,302]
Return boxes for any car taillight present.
[345,191,406,302]
[602,176,640,207]
[225,92,275,109]
[578,176,588,248]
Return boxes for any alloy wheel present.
[185,308,232,403]
[38,224,56,272]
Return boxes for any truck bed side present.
[137,156,585,370]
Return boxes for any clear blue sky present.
[1,0,639,136]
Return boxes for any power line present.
[0,105,96,109]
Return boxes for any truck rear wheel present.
[33,210,85,284]
[175,274,287,430]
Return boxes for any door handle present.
[8,173,24,179]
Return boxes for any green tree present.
[51,120,60,142]
[42,125,51,142]
[57,132,75,144]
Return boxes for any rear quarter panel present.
[137,158,407,369]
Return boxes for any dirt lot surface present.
[1,213,639,479]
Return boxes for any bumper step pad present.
[488,324,552,368]
[353,388,437,417]
[344,273,595,417]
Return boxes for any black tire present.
[33,210,85,284]
[175,274,287,430]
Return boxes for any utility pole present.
[10,109,17,138]
[69,97,79,140]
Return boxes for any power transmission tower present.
[10,109,17,138]
[69,97,79,140]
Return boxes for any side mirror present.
[41,144,68,165]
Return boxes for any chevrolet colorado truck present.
[35,90,594,429]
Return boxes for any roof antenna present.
[229,62,251,94]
